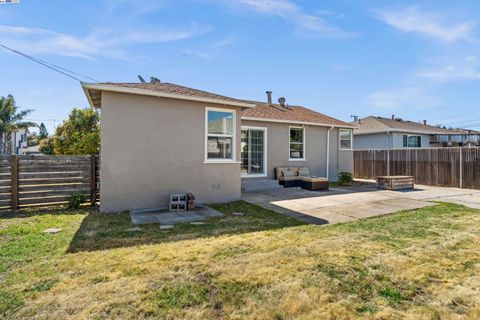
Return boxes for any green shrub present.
[67,193,87,209]
[337,172,353,186]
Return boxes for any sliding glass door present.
[241,127,266,177]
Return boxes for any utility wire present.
[0,43,99,82]
[441,118,480,126]
[32,56,99,82]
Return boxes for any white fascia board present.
[82,85,97,108]
[241,116,355,128]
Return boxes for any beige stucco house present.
[82,82,354,212]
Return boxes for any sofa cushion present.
[283,171,295,177]
[278,176,297,181]
[275,167,289,179]
[302,177,328,183]
[298,167,310,177]
[288,167,299,176]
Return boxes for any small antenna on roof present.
[138,75,146,83]
[150,76,161,83]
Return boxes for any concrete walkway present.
[242,184,480,225]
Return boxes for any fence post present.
[90,155,97,205]
[459,149,463,189]
[387,150,390,176]
[10,155,19,210]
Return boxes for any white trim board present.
[204,107,237,164]
[288,126,306,161]
[242,116,354,129]
[339,129,353,151]
[241,125,268,178]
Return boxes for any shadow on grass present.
[67,201,306,253]
[0,205,93,220]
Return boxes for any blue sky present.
[1,0,480,134]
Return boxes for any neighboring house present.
[2,128,28,155]
[352,116,480,149]
[82,82,354,212]
[24,145,42,155]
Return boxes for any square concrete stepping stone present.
[43,228,62,234]
[159,225,174,230]
[232,212,246,217]
[125,227,142,232]
[190,222,206,225]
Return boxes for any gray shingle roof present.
[91,82,353,127]
[353,116,480,135]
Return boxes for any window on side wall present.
[206,108,235,161]
[289,127,305,160]
[339,129,352,150]
[403,135,421,148]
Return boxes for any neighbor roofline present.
[241,116,355,128]
[353,129,460,135]
[81,82,257,109]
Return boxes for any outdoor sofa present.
[275,167,329,190]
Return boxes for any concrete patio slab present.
[130,205,224,225]
[242,183,480,225]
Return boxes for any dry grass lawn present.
[1,201,480,319]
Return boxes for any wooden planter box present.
[376,176,414,190]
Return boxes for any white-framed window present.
[403,135,421,148]
[339,129,353,150]
[289,126,305,160]
[205,107,236,162]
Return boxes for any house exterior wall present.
[10,129,28,155]
[354,132,432,149]
[354,133,392,150]
[100,92,242,213]
[392,132,431,148]
[241,120,353,180]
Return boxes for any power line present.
[0,43,99,82]
[463,123,480,129]
[441,118,480,126]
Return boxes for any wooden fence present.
[0,155,100,210]
[354,147,480,189]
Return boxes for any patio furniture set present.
[275,166,329,191]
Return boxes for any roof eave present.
[81,82,256,109]
[353,129,456,135]
[81,84,98,108]
[241,116,355,128]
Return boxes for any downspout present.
[326,126,334,180]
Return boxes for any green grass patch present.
[1,202,480,319]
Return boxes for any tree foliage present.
[39,136,55,155]
[52,108,100,155]
[0,95,36,155]
[38,122,48,140]
[28,132,39,147]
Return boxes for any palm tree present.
[0,95,36,155]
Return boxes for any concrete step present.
[241,179,283,192]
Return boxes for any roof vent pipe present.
[423,120,427,126]
[266,91,272,106]
[278,97,286,108]
[391,114,395,120]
